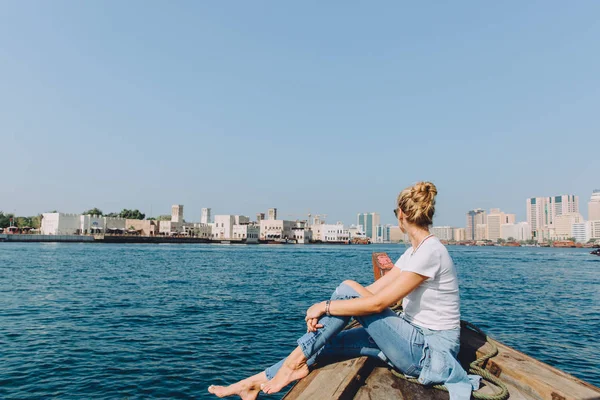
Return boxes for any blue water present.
[0,243,598,399]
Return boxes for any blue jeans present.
[265,282,425,380]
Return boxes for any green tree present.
[507,237,515,242]
[157,215,171,221]
[119,209,146,220]
[0,212,15,229]
[497,238,506,244]
[567,237,576,243]
[83,208,103,216]
[105,212,119,218]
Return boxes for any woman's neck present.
[406,226,431,249]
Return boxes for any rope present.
[345,305,509,400]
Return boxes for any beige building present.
[590,220,600,241]
[389,226,405,243]
[201,208,211,224]
[213,215,236,239]
[127,219,160,236]
[589,190,600,221]
[486,209,516,242]
[553,213,584,237]
[232,224,260,243]
[292,227,313,244]
[260,219,295,240]
[268,208,277,221]
[453,228,466,242]
[466,209,486,241]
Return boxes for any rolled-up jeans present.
[265,282,425,380]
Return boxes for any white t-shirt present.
[394,236,460,330]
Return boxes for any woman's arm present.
[366,265,402,294]
[306,271,427,320]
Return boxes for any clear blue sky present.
[1,1,598,227]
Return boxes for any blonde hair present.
[397,181,437,228]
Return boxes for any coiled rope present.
[345,305,509,400]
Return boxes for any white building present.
[571,222,590,243]
[431,226,454,241]
[374,224,393,243]
[201,208,211,224]
[80,214,105,234]
[213,215,236,239]
[453,228,466,242]
[41,213,81,235]
[348,225,366,239]
[589,190,600,222]
[292,227,313,244]
[171,205,184,223]
[232,224,260,243]
[315,223,350,243]
[500,222,532,242]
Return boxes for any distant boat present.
[591,249,600,256]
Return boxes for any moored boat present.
[283,252,600,400]
[591,249,600,256]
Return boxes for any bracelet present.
[325,300,331,316]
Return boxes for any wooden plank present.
[354,366,448,400]
[283,357,372,400]
[459,326,600,400]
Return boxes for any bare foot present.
[208,372,266,400]
[261,348,310,394]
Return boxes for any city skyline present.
[1,3,598,227]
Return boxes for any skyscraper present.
[357,213,380,242]
[527,195,579,238]
[466,209,486,241]
[589,190,600,221]
[201,208,211,224]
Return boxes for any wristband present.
[325,300,331,316]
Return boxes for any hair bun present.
[397,181,437,228]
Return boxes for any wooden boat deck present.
[283,253,600,400]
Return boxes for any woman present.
[208,182,477,400]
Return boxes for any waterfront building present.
[127,219,160,236]
[466,209,486,241]
[192,223,212,238]
[553,213,584,238]
[313,223,350,243]
[527,195,579,238]
[475,224,487,241]
[292,227,313,244]
[357,213,380,242]
[374,224,393,243]
[589,190,600,221]
[453,228,466,242]
[260,219,295,241]
[348,225,365,239]
[571,222,590,243]
[388,226,404,243]
[431,226,454,241]
[590,220,600,241]
[171,205,184,223]
[41,213,81,235]
[80,214,105,234]
[159,220,182,235]
[500,222,532,242]
[486,209,516,242]
[256,213,265,222]
[213,215,236,239]
[268,208,277,221]
[201,208,211,224]
[232,224,260,243]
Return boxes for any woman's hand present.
[305,302,326,332]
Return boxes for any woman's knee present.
[332,280,361,299]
